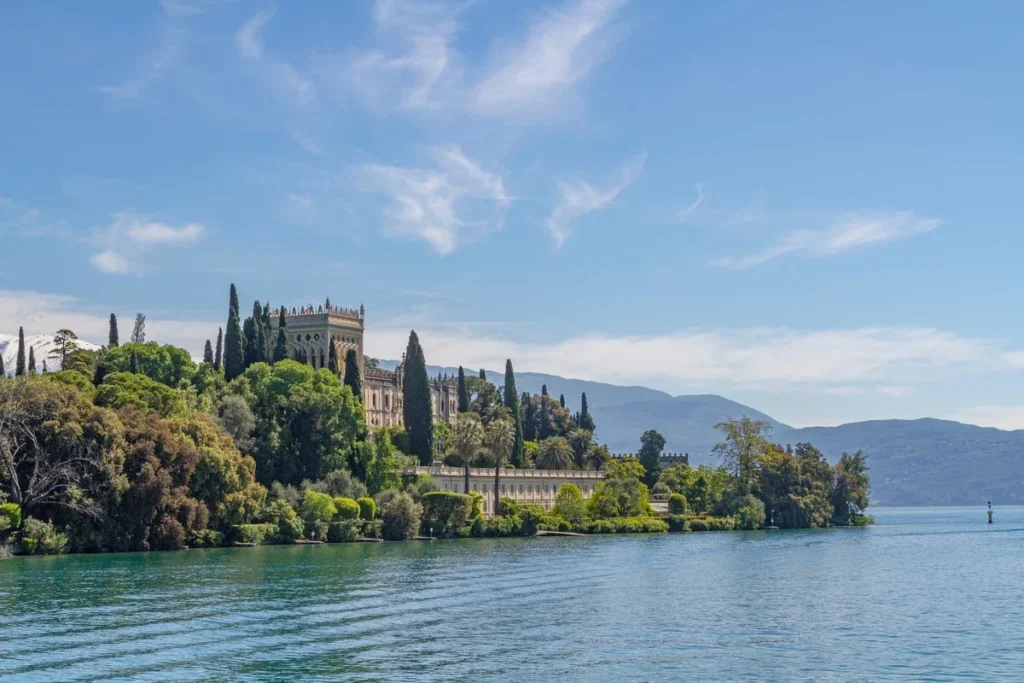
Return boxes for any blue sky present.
[2,0,1023,429]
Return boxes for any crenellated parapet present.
[274,298,364,322]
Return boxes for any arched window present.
[373,394,377,408]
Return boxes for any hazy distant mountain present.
[386,360,1024,506]
[777,420,1024,506]
[0,333,101,375]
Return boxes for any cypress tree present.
[15,327,26,377]
[0,351,4,376]
[479,368,487,380]
[273,309,288,363]
[539,384,551,439]
[203,340,214,365]
[130,349,141,374]
[521,391,535,441]
[559,394,565,408]
[214,327,223,371]
[457,366,469,412]
[328,337,340,375]
[28,347,36,375]
[108,313,119,348]
[578,392,595,431]
[42,360,47,374]
[250,301,266,363]
[242,316,258,368]
[504,359,525,468]
[343,348,362,398]
[402,330,434,465]
[262,302,273,360]
[223,284,245,380]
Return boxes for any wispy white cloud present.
[341,0,463,111]
[713,210,940,269]
[547,151,645,248]
[335,0,626,120]
[677,182,705,221]
[0,200,71,238]
[471,0,627,117]
[90,211,205,275]
[236,10,314,108]
[358,145,509,255]
[292,131,327,157]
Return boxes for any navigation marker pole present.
[987,501,993,524]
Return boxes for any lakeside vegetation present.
[1,285,870,557]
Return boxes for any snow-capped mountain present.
[0,333,102,375]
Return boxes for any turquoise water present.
[1,507,1022,682]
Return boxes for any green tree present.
[131,313,146,344]
[102,342,196,387]
[129,350,141,374]
[273,309,288,363]
[214,327,223,371]
[242,315,258,369]
[485,416,515,516]
[300,489,336,540]
[95,372,186,417]
[577,392,595,431]
[552,483,586,525]
[262,302,273,361]
[203,340,214,365]
[108,314,119,348]
[567,428,594,469]
[224,284,245,381]
[15,327,26,377]
[638,429,666,488]
[328,338,340,376]
[365,429,404,495]
[503,359,525,468]
[381,492,421,540]
[479,368,487,380]
[453,413,484,493]
[559,394,565,408]
[28,347,36,375]
[539,384,551,439]
[343,348,361,398]
[831,450,870,526]
[521,392,537,441]
[457,366,469,412]
[713,417,773,495]
[401,330,433,465]
[537,436,574,470]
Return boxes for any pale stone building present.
[269,299,457,429]
[402,465,606,518]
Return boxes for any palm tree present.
[567,428,594,469]
[584,442,611,471]
[536,436,574,470]
[481,403,511,426]
[454,413,484,494]
[485,417,515,516]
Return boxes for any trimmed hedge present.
[668,493,687,515]
[421,491,473,538]
[188,529,224,548]
[538,515,572,532]
[234,523,276,545]
[356,497,376,521]
[334,497,361,520]
[687,516,735,532]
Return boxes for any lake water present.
[1,507,1022,682]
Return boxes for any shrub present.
[538,515,572,532]
[361,519,383,539]
[651,481,672,500]
[421,491,473,538]
[333,497,361,520]
[235,523,276,545]
[264,500,302,543]
[470,515,486,537]
[327,519,361,543]
[687,516,735,532]
[19,517,69,555]
[189,529,224,548]
[551,484,586,526]
[382,492,422,541]
[0,502,22,534]
[309,468,368,500]
[734,495,765,530]
[579,517,668,534]
[469,491,484,519]
[668,493,688,515]
[301,490,337,540]
[666,515,689,532]
[483,516,517,537]
[356,497,376,521]
[517,504,545,536]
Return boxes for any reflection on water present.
[2,507,1022,682]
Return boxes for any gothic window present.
[373,394,377,408]
[320,349,325,368]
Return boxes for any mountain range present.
[0,333,101,375]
